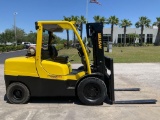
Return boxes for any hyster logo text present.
[98,33,102,49]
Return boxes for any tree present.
[0,34,2,43]
[0,33,7,44]
[24,32,37,44]
[0,27,26,45]
[106,16,119,42]
[153,17,160,45]
[93,15,101,22]
[100,17,106,23]
[15,27,26,44]
[128,33,139,46]
[0,29,14,45]
[119,19,132,46]
[63,16,71,49]
[71,15,79,46]
[78,15,86,39]
[93,15,105,24]
[135,16,151,45]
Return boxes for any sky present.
[0,0,160,34]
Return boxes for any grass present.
[58,48,81,63]
[58,46,160,63]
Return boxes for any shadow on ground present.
[4,94,111,105]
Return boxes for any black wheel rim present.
[83,83,101,100]
[12,89,23,100]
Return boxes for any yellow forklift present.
[4,21,157,105]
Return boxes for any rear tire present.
[7,82,30,104]
[77,77,107,105]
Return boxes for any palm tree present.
[119,19,132,46]
[135,16,151,45]
[79,15,86,39]
[63,16,71,49]
[93,15,101,22]
[128,33,139,46]
[106,16,119,42]
[100,17,106,23]
[93,16,106,24]
[153,17,160,45]
[71,16,79,46]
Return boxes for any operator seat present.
[48,45,68,64]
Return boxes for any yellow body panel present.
[4,56,85,81]
[40,59,85,80]
[41,59,70,75]
[5,56,38,77]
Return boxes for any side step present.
[115,88,140,91]
[114,99,157,104]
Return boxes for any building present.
[103,26,158,44]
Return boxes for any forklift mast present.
[86,23,105,74]
[86,23,115,104]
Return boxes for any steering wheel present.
[77,45,91,57]
[77,46,83,57]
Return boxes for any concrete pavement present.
[0,63,160,120]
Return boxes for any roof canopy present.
[35,21,76,32]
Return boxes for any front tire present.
[7,82,30,104]
[77,77,107,105]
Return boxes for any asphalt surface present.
[0,49,27,64]
[0,51,160,120]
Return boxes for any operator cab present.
[38,22,90,70]
[34,21,91,76]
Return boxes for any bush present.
[55,44,64,50]
[154,41,160,46]
[0,45,24,53]
[16,45,24,50]
[0,47,6,52]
